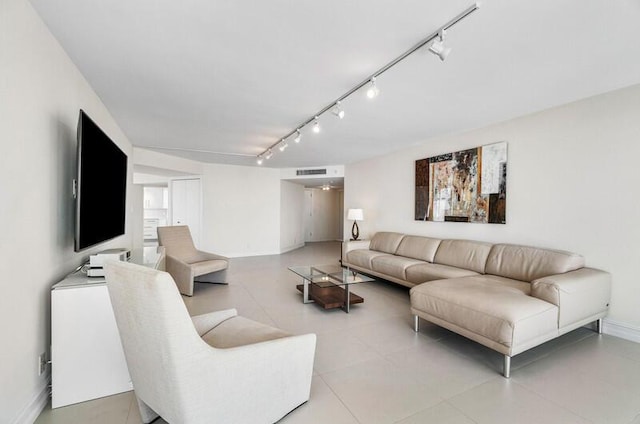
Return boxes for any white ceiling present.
[30,0,640,169]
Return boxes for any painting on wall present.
[415,141,507,224]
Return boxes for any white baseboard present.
[223,249,282,258]
[280,243,305,254]
[603,318,640,343]
[11,375,50,424]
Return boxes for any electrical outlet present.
[38,353,47,375]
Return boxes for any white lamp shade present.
[347,209,364,221]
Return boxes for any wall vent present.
[296,169,327,176]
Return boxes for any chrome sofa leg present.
[596,318,603,334]
[503,355,511,378]
[413,315,419,332]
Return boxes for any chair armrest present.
[179,333,317,420]
[191,309,238,336]
[342,239,371,263]
[165,255,195,296]
[195,250,229,262]
[531,267,611,328]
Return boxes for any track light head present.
[331,101,345,119]
[265,149,273,160]
[278,140,288,152]
[294,129,301,143]
[366,77,379,99]
[256,156,263,165]
[312,117,320,133]
[429,30,452,61]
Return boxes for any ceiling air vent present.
[296,169,327,176]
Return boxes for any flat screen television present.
[74,110,128,252]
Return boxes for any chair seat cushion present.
[201,316,290,349]
[190,259,228,277]
[410,275,558,348]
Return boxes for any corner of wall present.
[10,375,50,424]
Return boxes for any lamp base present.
[351,221,360,241]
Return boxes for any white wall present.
[0,1,134,422]
[201,163,281,257]
[280,181,305,253]
[305,188,342,242]
[345,84,640,330]
[133,147,203,176]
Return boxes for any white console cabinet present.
[51,247,164,408]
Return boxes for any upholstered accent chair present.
[157,225,229,296]
[104,261,316,424]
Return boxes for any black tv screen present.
[74,110,127,252]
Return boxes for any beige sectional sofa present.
[342,232,611,377]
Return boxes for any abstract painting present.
[415,141,507,224]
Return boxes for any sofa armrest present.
[531,267,611,328]
[342,239,371,263]
[191,308,238,336]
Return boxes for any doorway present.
[303,188,343,242]
[169,177,202,247]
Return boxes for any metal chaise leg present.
[503,355,511,378]
[596,318,603,334]
[413,315,419,332]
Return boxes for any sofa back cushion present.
[395,236,442,263]
[433,240,493,274]
[486,244,585,282]
[369,232,405,254]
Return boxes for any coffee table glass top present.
[288,265,374,288]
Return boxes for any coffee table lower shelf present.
[296,283,364,310]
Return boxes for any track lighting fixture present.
[429,30,452,61]
[366,77,379,99]
[255,3,480,165]
[331,101,345,119]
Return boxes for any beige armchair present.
[157,225,229,296]
[104,261,316,424]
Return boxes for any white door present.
[170,178,202,247]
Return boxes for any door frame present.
[168,176,203,247]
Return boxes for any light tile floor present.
[36,242,640,424]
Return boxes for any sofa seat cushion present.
[405,262,479,284]
[410,275,558,348]
[347,249,393,269]
[370,255,426,280]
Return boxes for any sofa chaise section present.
[343,232,611,377]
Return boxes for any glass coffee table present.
[288,264,375,313]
